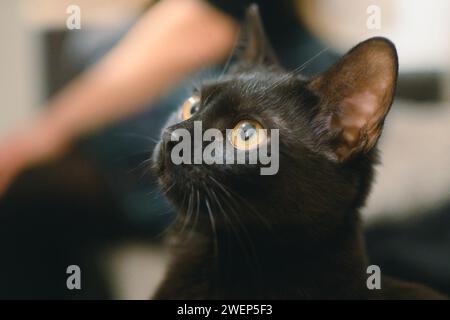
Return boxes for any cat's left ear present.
[236,5,279,67]
[308,37,398,162]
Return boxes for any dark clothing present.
[208,0,290,20]
[206,0,338,73]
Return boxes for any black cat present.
[152,5,446,299]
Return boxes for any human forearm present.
[44,0,238,144]
[0,0,238,195]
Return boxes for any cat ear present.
[308,37,398,162]
[237,5,279,67]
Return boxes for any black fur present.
[152,5,446,299]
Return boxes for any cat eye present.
[230,120,267,150]
[181,95,201,120]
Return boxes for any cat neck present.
[174,210,370,298]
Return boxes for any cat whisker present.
[209,180,264,289]
[187,189,201,241]
[148,181,174,203]
[204,187,219,260]
[207,179,255,246]
[114,132,160,144]
[218,31,242,80]
[146,190,164,202]
[157,187,190,240]
[162,182,176,196]
[209,176,272,230]
[267,47,330,92]
[128,157,155,177]
[209,187,258,272]
[293,47,330,75]
[178,185,194,236]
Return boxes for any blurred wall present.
[0,0,43,138]
[297,0,450,72]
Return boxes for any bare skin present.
[0,0,238,196]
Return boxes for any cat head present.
[153,5,398,237]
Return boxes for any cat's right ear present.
[307,37,398,162]
[235,5,279,67]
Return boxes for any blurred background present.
[0,0,449,299]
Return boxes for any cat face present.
[153,6,398,234]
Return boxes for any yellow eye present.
[181,95,200,120]
[230,120,267,150]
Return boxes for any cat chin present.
[156,164,208,196]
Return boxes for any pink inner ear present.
[331,89,382,159]
[309,38,398,161]
[341,90,379,127]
